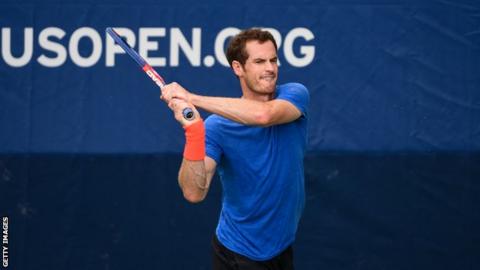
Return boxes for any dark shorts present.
[211,234,294,270]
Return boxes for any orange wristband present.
[183,119,206,161]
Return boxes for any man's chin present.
[263,83,277,93]
[248,80,277,95]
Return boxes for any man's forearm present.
[178,159,208,203]
[190,94,271,126]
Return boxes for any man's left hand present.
[161,82,191,104]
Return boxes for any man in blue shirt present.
[161,28,309,270]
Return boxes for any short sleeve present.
[276,83,310,117]
[204,115,223,163]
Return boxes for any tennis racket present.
[106,27,194,120]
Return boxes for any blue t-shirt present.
[204,83,309,261]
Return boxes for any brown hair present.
[226,28,278,67]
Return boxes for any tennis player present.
[161,28,309,270]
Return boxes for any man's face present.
[237,40,278,96]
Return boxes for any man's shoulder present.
[279,82,306,87]
[276,82,310,117]
[277,82,309,95]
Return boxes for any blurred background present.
[1,0,479,269]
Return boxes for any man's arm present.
[162,83,302,127]
[178,156,217,203]
[166,98,217,203]
[191,94,301,127]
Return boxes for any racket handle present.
[182,108,195,120]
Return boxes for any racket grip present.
[182,108,195,120]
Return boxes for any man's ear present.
[232,60,243,77]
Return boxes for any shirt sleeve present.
[276,83,310,117]
[204,116,223,164]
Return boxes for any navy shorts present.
[211,234,294,270]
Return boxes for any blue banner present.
[1,1,479,153]
[1,2,479,270]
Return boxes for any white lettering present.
[1,27,33,67]
[214,27,240,67]
[37,27,67,67]
[139,27,166,66]
[170,28,201,67]
[2,246,7,267]
[2,217,8,245]
[0,26,316,68]
[2,217,7,267]
[145,69,164,88]
[69,27,102,67]
[283,27,315,67]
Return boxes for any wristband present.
[183,119,206,161]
